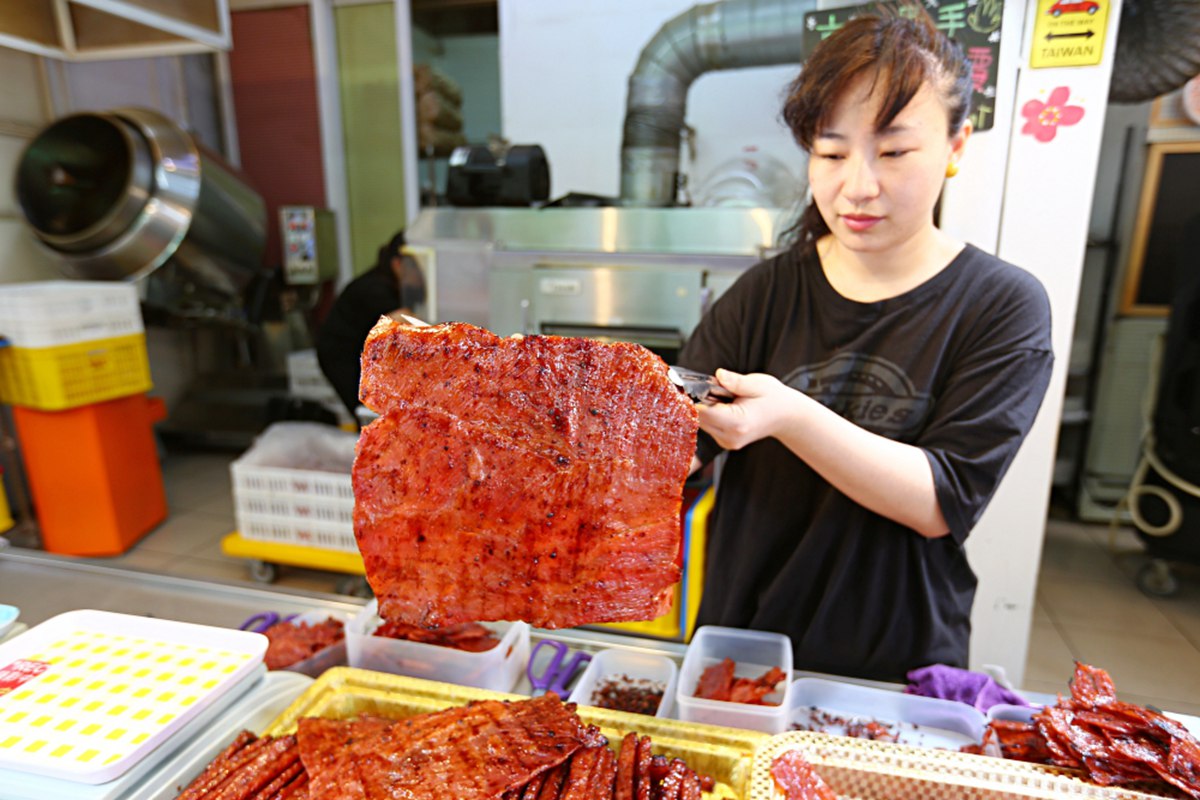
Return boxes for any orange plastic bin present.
[14,394,167,556]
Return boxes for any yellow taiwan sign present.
[1031,0,1110,68]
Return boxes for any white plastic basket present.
[287,349,353,426]
[0,281,143,348]
[231,422,358,552]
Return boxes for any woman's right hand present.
[696,369,803,451]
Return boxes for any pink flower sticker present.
[1021,86,1085,142]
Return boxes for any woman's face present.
[808,73,969,256]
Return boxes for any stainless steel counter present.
[0,547,365,629]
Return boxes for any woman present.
[316,230,427,417]
[679,10,1053,681]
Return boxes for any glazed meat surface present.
[354,319,698,629]
[770,750,837,800]
[263,618,344,670]
[297,695,605,800]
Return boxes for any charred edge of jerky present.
[656,758,688,800]
[519,772,547,800]
[614,733,637,800]
[536,762,569,800]
[182,735,273,799]
[177,731,259,799]
[560,747,600,800]
[594,746,617,799]
[251,759,304,800]
[210,736,298,800]
[634,735,653,800]
[270,773,309,800]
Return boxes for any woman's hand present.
[696,369,802,451]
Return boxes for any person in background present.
[679,8,1054,682]
[316,230,426,418]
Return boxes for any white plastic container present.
[789,677,988,748]
[568,648,679,718]
[345,599,530,693]
[675,626,793,733]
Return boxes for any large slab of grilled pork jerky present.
[354,319,698,629]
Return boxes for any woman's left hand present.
[696,369,801,450]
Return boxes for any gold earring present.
[945,162,959,178]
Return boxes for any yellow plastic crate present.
[598,485,713,642]
[0,332,152,410]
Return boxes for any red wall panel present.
[229,6,327,269]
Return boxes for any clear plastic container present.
[789,677,988,748]
[986,702,1040,725]
[568,648,679,718]
[270,610,349,679]
[345,599,530,693]
[675,625,793,733]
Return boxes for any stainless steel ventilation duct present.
[620,0,814,206]
[15,107,266,299]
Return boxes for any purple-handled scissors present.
[527,639,592,698]
[239,611,298,633]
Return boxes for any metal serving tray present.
[265,666,768,798]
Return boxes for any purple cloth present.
[905,664,1030,712]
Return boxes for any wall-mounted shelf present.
[0,0,230,61]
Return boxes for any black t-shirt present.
[316,265,400,415]
[678,243,1053,682]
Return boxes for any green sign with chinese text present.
[801,0,1004,131]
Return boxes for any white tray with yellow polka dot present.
[0,609,267,784]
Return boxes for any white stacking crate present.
[0,281,143,348]
[231,422,358,552]
[287,349,353,426]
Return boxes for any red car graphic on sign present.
[1048,0,1100,15]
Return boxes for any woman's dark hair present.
[781,6,972,252]
[376,230,407,275]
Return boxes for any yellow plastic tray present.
[0,333,151,410]
[265,666,767,798]
[598,485,714,641]
[220,532,365,575]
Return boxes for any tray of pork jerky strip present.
[750,732,1193,800]
[174,666,769,799]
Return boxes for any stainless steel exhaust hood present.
[620,0,814,207]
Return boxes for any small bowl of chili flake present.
[568,648,679,717]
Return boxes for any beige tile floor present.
[69,448,1200,714]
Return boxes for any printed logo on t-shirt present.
[781,353,933,436]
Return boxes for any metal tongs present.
[668,366,734,405]
[398,313,431,327]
